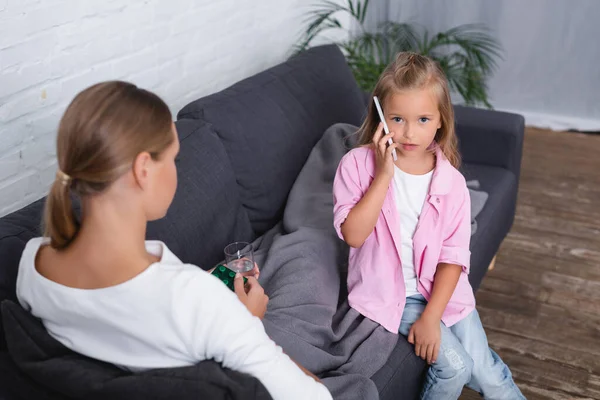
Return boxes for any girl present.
[333,53,525,399]
[16,81,331,400]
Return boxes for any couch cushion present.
[0,199,45,302]
[371,337,426,400]
[462,163,518,291]
[0,352,70,400]
[148,118,254,269]
[1,300,272,400]
[0,198,47,353]
[178,44,366,235]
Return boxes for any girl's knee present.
[433,347,473,382]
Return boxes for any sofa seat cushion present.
[371,336,426,400]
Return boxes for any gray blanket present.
[252,123,487,399]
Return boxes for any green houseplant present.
[296,0,502,107]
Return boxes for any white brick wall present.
[0,0,349,217]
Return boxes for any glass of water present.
[224,242,255,276]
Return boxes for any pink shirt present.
[333,146,475,333]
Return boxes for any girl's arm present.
[408,264,461,365]
[334,124,398,248]
[408,185,472,364]
[340,174,391,248]
[428,184,473,315]
[422,263,462,320]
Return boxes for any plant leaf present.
[347,0,355,18]
[361,0,369,23]
[380,22,419,54]
[294,1,501,107]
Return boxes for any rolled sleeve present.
[333,153,363,241]
[333,205,353,240]
[438,186,472,273]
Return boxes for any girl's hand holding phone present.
[372,122,399,181]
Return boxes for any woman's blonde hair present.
[357,52,460,168]
[44,81,174,250]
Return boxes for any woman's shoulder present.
[22,237,48,256]
[17,237,51,307]
[19,237,49,275]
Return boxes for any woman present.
[16,81,331,400]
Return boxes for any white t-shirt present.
[16,238,331,400]
[392,166,434,297]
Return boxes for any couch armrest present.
[454,105,525,182]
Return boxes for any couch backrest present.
[147,119,254,268]
[178,44,366,235]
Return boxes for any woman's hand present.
[243,262,260,279]
[234,275,268,319]
[372,122,398,181]
[408,314,441,365]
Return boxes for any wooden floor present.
[460,128,600,400]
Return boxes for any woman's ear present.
[132,152,152,190]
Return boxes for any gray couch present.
[0,44,524,399]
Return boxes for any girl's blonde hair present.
[44,81,174,250]
[357,52,460,168]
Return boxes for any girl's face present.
[384,88,442,159]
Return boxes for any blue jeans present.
[399,295,526,400]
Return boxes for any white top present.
[16,238,332,400]
[392,166,434,297]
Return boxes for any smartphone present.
[373,96,397,161]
